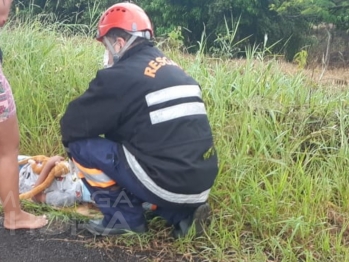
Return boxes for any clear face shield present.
[103,50,111,68]
[102,37,116,68]
[101,31,150,69]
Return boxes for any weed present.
[1,18,349,261]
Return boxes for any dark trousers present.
[68,138,196,228]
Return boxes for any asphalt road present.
[0,218,145,262]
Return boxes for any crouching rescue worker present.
[60,2,218,238]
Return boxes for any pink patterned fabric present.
[0,66,16,122]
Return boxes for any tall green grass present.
[1,20,103,155]
[2,21,349,261]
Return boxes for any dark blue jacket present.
[60,41,218,205]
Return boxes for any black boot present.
[84,219,148,236]
[172,203,211,239]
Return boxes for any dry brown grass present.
[175,49,349,90]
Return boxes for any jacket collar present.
[118,40,154,62]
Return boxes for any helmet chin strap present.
[103,34,139,65]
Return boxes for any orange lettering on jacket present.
[144,56,181,78]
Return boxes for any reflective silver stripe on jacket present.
[145,85,202,106]
[145,85,207,125]
[122,146,210,204]
[149,102,207,125]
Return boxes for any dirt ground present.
[0,217,146,262]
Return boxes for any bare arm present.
[32,156,63,203]
[34,156,64,187]
[0,0,13,27]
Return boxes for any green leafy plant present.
[2,15,349,262]
[293,49,309,69]
[210,15,250,58]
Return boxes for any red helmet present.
[96,2,154,42]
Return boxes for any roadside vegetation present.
[1,15,349,261]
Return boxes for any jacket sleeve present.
[60,71,121,147]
